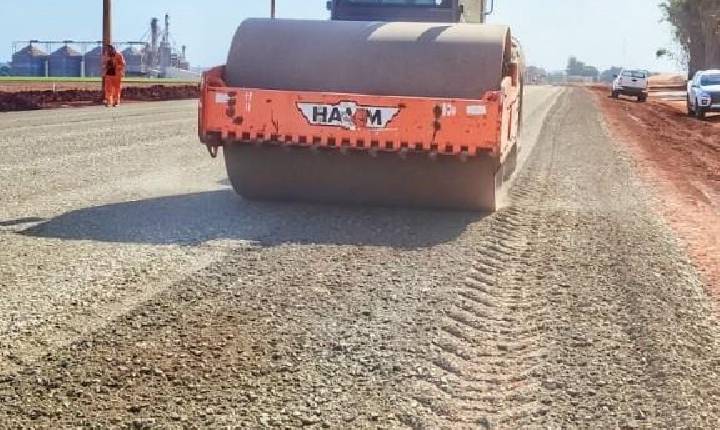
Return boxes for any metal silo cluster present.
[9,14,190,78]
[83,46,104,77]
[11,43,88,77]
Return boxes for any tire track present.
[409,205,552,428]
[401,92,570,429]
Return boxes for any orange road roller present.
[199,1,524,211]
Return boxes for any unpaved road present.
[1,88,719,429]
[592,86,720,295]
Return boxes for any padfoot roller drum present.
[199,18,523,211]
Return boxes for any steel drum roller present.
[225,18,511,99]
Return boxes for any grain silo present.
[122,46,145,76]
[11,44,49,77]
[84,46,103,77]
[48,45,83,77]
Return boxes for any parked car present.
[687,70,720,120]
[612,69,649,102]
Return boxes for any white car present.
[611,69,649,102]
[687,70,720,120]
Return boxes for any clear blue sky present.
[0,0,679,72]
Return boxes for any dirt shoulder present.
[591,86,720,298]
[0,84,199,112]
[0,80,197,92]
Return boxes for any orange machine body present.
[199,66,521,164]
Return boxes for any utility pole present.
[102,0,112,96]
[271,0,276,18]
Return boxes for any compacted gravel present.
[1,89,719,429]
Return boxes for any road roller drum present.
[225,19,511,99]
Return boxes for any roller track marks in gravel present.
[401,94,570,429]
[408,205,552,429]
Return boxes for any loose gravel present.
[1,89,718,429]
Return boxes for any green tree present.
[566,56,584,76]
[660,0,720,77]
[566,56,599,80]
[599,67,623,83]
[582,65,599,80]
[525,65,548,83]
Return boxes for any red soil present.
[0,85,199,112]
[0,80,197,93]
[591,87,720,298]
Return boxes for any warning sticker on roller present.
[297,102,400,131]
[466,105,487,116]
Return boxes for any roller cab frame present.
[328,0,490,23]
[198,57,523,210]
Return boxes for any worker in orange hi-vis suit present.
[103,44,126,107]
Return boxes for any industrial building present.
[10,15,190,78]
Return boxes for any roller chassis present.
[198,66,523,210]
[201,67,518,157]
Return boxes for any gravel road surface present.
[1,88,719,429]
[593,86,720,294]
